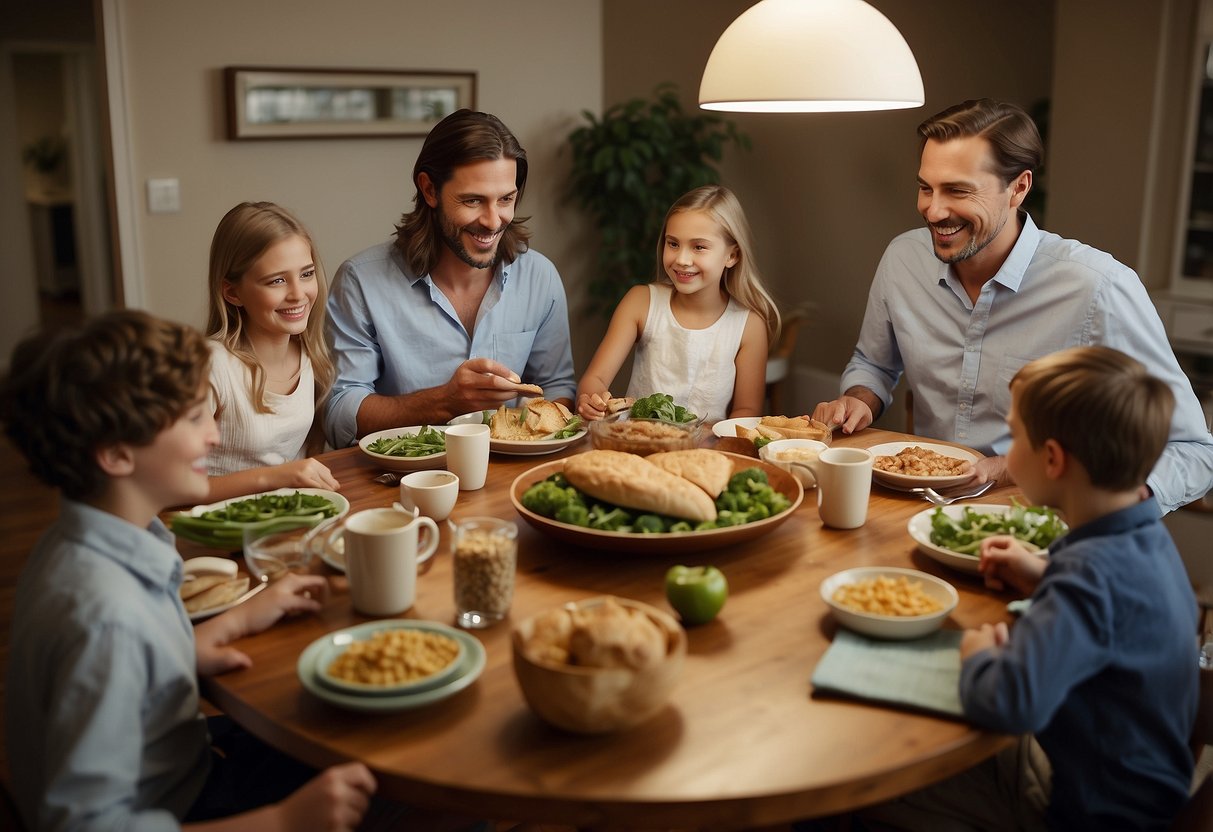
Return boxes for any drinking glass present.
[242,517,326,584]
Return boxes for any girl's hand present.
[978,535,1046,594]
[275,458,340,491]
[577,390,611,421]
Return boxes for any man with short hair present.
[325,109,576,448]
[813,98,1213,514]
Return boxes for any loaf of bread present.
[646,449,733,498]
[563,450,717,523]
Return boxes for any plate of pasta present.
[867,441,982,489]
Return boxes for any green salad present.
[929,501,1066,556]
[521,467,790,533]
[366,426,446,457]
[171,491,339,547]
[630,393,697,424]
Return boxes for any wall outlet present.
[147,178,181,213]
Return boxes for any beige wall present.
[107,0,601,365]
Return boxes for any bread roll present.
[646,449,733,498]
[563,450,717,523]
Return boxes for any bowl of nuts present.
[588,411,700,456]
[512,596,686,733]
[316,620,465,695]
[820,567,958,640]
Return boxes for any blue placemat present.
[811,628,965,717]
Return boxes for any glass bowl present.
[588,412,700,456]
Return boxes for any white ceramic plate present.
[297,621,486,712]
[449,410,587,456]
[358,426,448,472]
[867,441,982,489]
[188,487,350,520]
[820,566,958,640]
[907,503,1050,575]
[187,582,265,622]
[712,417,762,439]
[313,620,465,696]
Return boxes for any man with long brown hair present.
[813,98,1213,514]
[325,109,576,447]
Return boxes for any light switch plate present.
[147,178,181,213]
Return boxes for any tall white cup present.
[445,423,490,491]
[803,447,875,529]
[398,469,459,521]
[343,507,439,615]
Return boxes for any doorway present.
[0,40,113,348]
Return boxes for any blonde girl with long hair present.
[204,201,339,501]
[577,185,780,423]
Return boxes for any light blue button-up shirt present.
[5,501,210,831]
[841,213,1213,513]
[324,242,577,448]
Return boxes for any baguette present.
[563,450,717,523]
[646,449,733,498]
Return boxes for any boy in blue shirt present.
[869,346,1198,831]
[0,311,376,831]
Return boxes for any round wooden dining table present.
[193,428,1018,829]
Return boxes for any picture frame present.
[224,66,476,140]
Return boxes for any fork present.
[913,480,995,506]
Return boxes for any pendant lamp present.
[699,0,925,113]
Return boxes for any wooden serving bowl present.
[511,596,687,734]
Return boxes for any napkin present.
[811,628,965,718]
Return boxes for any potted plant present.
[566,84,749,317]
[22,135,66,176]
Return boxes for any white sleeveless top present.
[206,339,316,477]
[625,284,750,423]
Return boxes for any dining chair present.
[1173,597,1213,831]
[765,304,812,415]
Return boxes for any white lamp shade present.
[699,0,925,113]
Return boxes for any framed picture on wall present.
[224,67,476,140]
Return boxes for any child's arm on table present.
[728,312,768,418]
[207,458,341,504]
[978,535,1047,594]
[577,286,649,420]
[961,621,1009,660]
[195,573,325,677]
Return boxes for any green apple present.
[665,565,728,625]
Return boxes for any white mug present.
[342,507,439,615]
[398,470,459,521]
[445,423,490,491]
[802,447,874,529]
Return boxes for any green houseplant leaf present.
[566,84,750,317]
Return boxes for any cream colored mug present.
[342,507,439,615]
[398,470,460,521]
[799,447,875,529]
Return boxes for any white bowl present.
[759,439,829,488]
[358,425,447,472]
[820,566,958,640]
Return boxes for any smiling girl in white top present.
[204,202,339,501]
[577,185,781,423]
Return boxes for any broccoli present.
[521,479,582,518]
[668,520,693,533]
[728,467,769,493]
[633,514,666,534]
[555,502,590,527]
[589,505,633,531]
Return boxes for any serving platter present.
[867,441,983,489]
[449,410,587,456]
[509,451,803,554]
[187,487,350,520]
[358,425,448,472]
